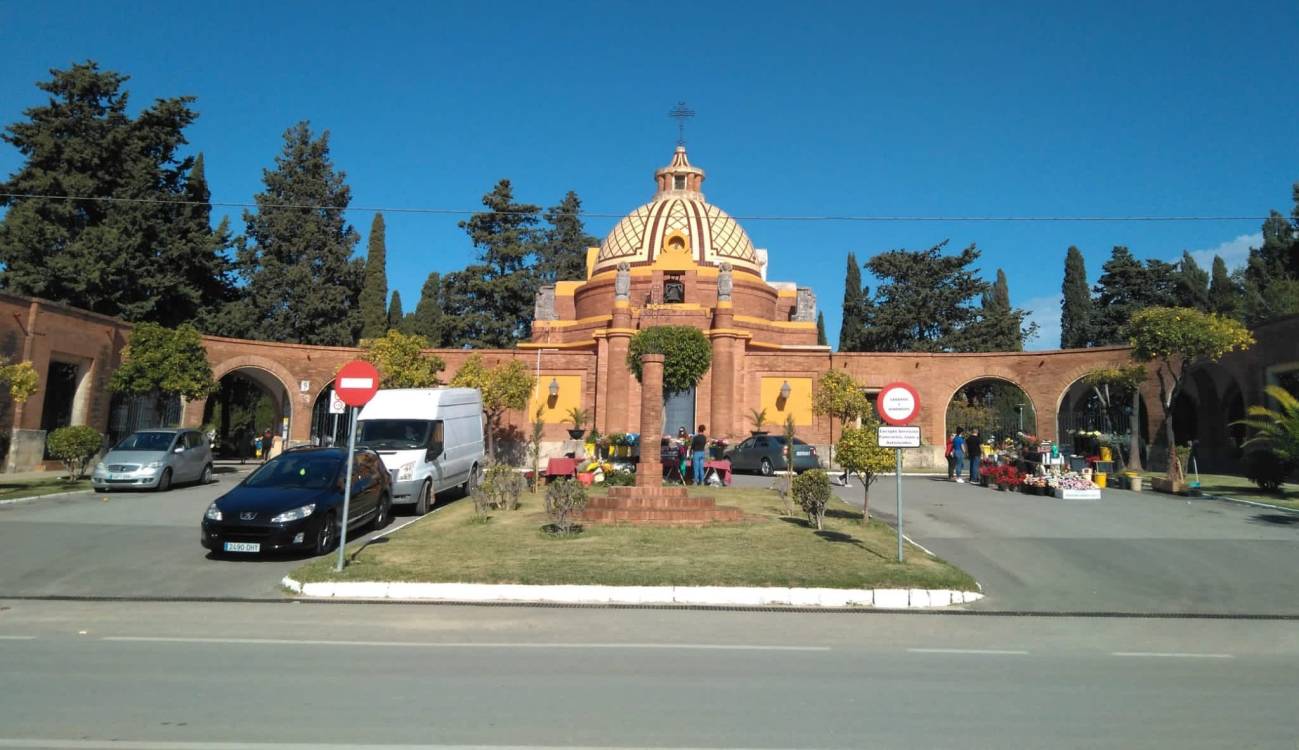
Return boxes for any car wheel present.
[314,513,337,556]
[156,468,173,492]
[374,493,391,530]
[200,463,213,485]
[759,458,773,477]
[414,480,431,516]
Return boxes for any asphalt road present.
[0,599,1296,749]
[0,466,408,598]
[734,473,1299,614]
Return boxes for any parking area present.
[736,473,1299,614]
[0,465,411,598]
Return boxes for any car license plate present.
[795,449,810,456]
[110,473,128,481]
[223,542,260,553]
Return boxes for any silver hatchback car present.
[91,428,213,492]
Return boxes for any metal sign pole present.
[896,447,904,563]
[334,408,358,572]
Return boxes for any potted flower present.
[978,460,996,487]
[565,407,589,440]
[710,437,729,460]
[587,428,602,459]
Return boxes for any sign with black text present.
[877,425,921,448]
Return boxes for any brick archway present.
[183,354,302,440]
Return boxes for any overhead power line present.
[0,192,1274,223]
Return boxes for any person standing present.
[951,428,966,483]
[945,431,956,480]
[966,428,983,482]
[690,424,708,486]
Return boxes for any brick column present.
[635,353,665,488]
[709,302,738,440]
[604,301,634,434]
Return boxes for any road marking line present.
[0,635,35,640]
[1111,651,1233,659]
[907,648,1029,655]
[0,740,805,749]
[101,636,828,651]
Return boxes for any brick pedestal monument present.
[581,353,743,525]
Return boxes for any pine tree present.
[1173,251,1210,311]
[230,122,362,345]
[1241,209,1299,324]
[359,213,389,340]
[816,311,827,346]
[0,62,229,324]
[838,253,864,351]
[1060,246,1091,348]
[1208,255,1240,318]
[387,290,404,332]
[408,271,446,346]
[861,241,989,352]
[537,191,596,282]
[1090,246,1176,345]
[444,180,541,348]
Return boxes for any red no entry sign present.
[334,360,381,407]
[876,381,920,426]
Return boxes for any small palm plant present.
[565,407,589,439]
[1234,385,1299,484]
[749,407,768,434]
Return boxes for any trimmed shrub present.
[603,469,636,486]
[544,477,588,535]
[792,468,832,530]
[474,462,526,519]
[1242,450,1293,493]
[46,425,103,479]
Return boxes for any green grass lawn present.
[1138,471,1299,511]
[0,476,90,501]
[292,486,977,591]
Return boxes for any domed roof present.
[592,147,762,276]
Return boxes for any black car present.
[202,447,391,557]
[725,434,822,475]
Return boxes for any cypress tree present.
[538,191,596,282]
[1208,255,1240,318]
[974,268,1032,352]
[1060,246,1091,348]
[387,290,404,332]
[816,311,827,346]
[1174,250,1210,311]
[359,213,389,339]
[231,121,362,345]
[408,271,446,346]
[838,253,864,351]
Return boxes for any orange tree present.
[1126,307,1253,485]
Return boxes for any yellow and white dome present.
[592,147,762,276]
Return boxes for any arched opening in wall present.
[1057,377,1149,469]
[308,381,356,447]
[945,378,1037,450]
[201,368,290,460]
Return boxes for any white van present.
[355,388,485,515]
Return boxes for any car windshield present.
[357,419,432,450]
[243,454,341,490]
[113,432,175,452]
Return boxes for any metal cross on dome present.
[668,101,695,146]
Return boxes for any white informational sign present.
[877,425,921,448]
[299,379,311,393]
[329,392,346,415]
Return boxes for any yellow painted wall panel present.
[760,376,814,427]
[528,374,584,424]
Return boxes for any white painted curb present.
[280,576,982,608]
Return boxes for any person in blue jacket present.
[951,427,967,483]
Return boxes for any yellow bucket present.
[1100,446,1113,462]
[1094,472,1107,488]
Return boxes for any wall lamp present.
[548,378,560,398]
[779,380,792,400]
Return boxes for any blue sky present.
[2,1,1296,349]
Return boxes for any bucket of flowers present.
[990,464,1023,491]
[710,438,729,460]
[978,459,997,487]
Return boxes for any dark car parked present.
[202,447,391,557]
[725,434,821,476]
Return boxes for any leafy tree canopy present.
[407,271,446,346]
[836,417,896,522]
[361,329,445,389]
[0,359,38,402]
[450,354,535,461]
[537,191,596,283]
[1091,246,1177,345]
[109,322,217,402]
[626,326,712,395]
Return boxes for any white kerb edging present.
[281,576,982,608]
